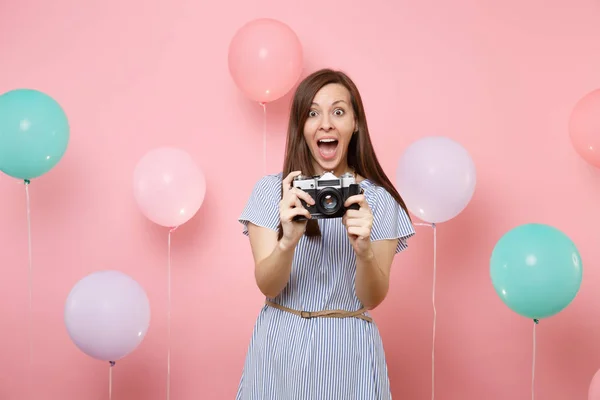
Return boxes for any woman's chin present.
[310,150,347,175]
[314,160,344,175]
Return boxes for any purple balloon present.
[396,136,476,224]
[64,270,151,362]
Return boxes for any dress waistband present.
[265,300,373,323]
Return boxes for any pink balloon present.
[570,89,600,168]
[590,369,600,399]
[396,136,476,224]
[228,18,303,103]
[133,147,206,228]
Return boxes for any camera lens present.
[316,188,341,215]
[322,194,337,210]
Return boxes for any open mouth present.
[317,138,339,160]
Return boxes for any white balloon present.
[64,270,151,362]
[396,136,476,224]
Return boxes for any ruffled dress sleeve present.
[238,174,282,236]
[370,186,415,253]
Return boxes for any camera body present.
[292,172,362,220]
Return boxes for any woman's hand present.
[342,194,374,258]
[278,171,314,251]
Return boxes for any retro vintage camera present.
[292,172,362,220]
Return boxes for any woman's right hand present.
[278,171,314,250]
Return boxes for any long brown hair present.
[278,68,411,239]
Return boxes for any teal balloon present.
[0,89,70,180]
[490,223,582,320]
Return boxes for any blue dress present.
[236,173,415,400]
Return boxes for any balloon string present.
[108,361,115,399]
[24,179,32,399]
[431,223,437,400]
[167,227,177,400]
[414,222,437,400]
[260,102,267,174]
[532,319,538,400]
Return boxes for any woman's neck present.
[312,163,364,183]
[313,163,350,177]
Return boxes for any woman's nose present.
[319,116,333,131]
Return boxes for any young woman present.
[236,68,415,399]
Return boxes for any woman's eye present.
[334,109,344,116]
[308,110,318,117]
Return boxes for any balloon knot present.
[169,226,178,233]
[109,361,116,367]
[24,179,30,185]
[533,319,539,324]
[431,223,436,228]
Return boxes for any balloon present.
[569,89,600,168]
[64,270,151,362]
[395,136,476,224]
[490,223,582,320]
[0,89,70,180]
[590,369,600,399]
[133,147,206,228]
[228,18,303,103]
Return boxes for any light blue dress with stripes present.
[236,173,415,400]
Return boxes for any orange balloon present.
[228,18,303,104]
[589,368,600,399]
[569,89,600,168]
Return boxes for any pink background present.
[1,0,600,399]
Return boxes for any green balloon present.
[0,89,70,180]
[490,223,582,320]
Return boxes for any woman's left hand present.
[342,194,374,258]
